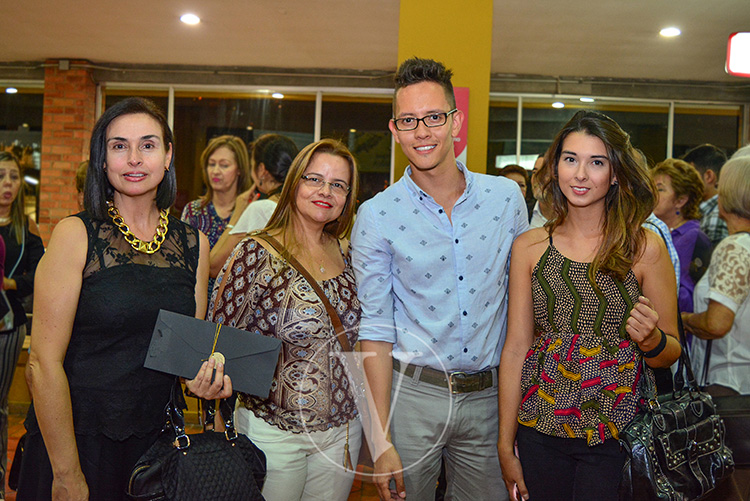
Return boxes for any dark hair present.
[265,138,359,244]
[499,164,529,181]
[651,158,704,221]
[393,57,456,112]
[255,135,299,184]
[0,152,27,244]
[85,97,176,220]
[199,135,251,208]
[540,110,656,282]
[681,143,727,176]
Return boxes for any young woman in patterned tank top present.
[498,111,682,501]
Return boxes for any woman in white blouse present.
[683,155,750,396]
[682,155,750,501]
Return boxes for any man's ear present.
[388,119,401,144]
[704,169,717,188]
[450,109,464,138]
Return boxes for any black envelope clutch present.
[145,310,282,397]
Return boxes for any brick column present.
[38,59,97,243]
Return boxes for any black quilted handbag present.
[127,380,266,500]
[619,319,735,501]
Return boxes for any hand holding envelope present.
[145,310,282,397]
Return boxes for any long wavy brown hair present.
[539,110,657,283]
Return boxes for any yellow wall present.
[394,0,494,179]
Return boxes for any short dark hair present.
[393,57,456,112]
[681,143,727,176]
[85,97,176,220]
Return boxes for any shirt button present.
[438,209,443,214]
[459,276,463,281]
[419,197,423,201]
[462,311,467,316]
[463,348,468,353]
[455,239,459,244]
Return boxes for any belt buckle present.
[449,371,468,394]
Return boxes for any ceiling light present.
[180,13,200,25]
[5,87,18,94]
[660,27,681,37]
[579,97,595,103]
[24,176,38,185]
[272,93,284,99]
[552,102,565,109]
[727,32,750,77]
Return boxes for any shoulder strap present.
[255,232,352,353]
[7,224,25,279]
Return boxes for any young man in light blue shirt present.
[352,57,528,501]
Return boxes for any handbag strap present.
[701,340,713,387]
[254,232,352,353]
[7,226,25,279]
[166,378,240,446]
[637,301,699,403]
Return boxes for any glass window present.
[0,86,43,220]
[487,98,518,175]
[673,104,741,158]
[520,98,670,165]
[173,92,315,209]
[321,95,392,203]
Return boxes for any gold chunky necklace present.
[107,202,169,254]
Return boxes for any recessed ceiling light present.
[579,97,595,103]
[660,27,681,37]
[552,102,565,109]
[5,87,18,94]
[180,13,200,25]
[349,129,357,133]
[272,93,284,99]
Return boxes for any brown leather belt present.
[393,359,496,394]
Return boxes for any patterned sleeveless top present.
[518,240,649,446]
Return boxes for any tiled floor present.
[4,413,380,501]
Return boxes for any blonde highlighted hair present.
[264,139,359,247]
[199,135,251,207]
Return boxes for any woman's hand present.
[185,357,233,400]
[233,187,258,218]
[52,469,89,501]
[499,450,529,501]
[626,296,662,350]
[3,277,16,290]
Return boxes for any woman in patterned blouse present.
[210,138,361,501]
[181,135,251,293]
[181,135,252,248]
[498,111,681,501]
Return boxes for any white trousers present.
[235,406,362,501]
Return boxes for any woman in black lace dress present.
[17,98,232,501]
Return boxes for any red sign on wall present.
[453,87,469,164]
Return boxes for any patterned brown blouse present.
[518,241,650,446]
[209,238,360,433]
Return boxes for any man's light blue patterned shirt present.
[351,163,529,372]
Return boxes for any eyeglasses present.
[391,109,458,131]
[301,175,350,196]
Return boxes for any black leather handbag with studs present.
[618,317,735,501]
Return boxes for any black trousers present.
[516,425,626,501]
